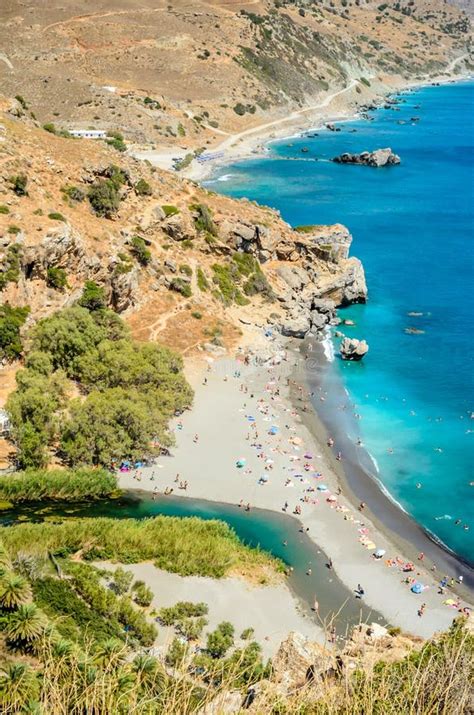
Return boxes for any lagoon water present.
[207,81,474,564]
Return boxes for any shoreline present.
[175,61,472,183]
[295,339,474,590]
[118,333,473,640]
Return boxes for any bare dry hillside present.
[0,0,471,151]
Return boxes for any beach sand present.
[99,561,320,658]
[118,329,473,641]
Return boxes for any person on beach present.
[359,502,366,511]
[418,552,424,561]
[418,603,426,617]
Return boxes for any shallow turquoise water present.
[206,81,474,563]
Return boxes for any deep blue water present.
[206,81,474,563]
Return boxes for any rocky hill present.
[0,0,471,156]
[0,103,366,361]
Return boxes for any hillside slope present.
[0,0,471,155]
[0,104,366,357]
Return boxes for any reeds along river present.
[205,80,474,564]
[0,491,382,634]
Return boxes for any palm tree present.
[0,662,40,711]
[0,572,32,610]
[93,638,126,669]
[5,603,47,646]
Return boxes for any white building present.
[69,129,107,140]
[0,409,10,435]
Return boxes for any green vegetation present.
[0,304,29,361]
[78,280,107,311]
[88,179,121,217]
[2,515,277,578]
[294,224,319,233]
[174,153,194,171]
[197,268,209,291]
[233,103,256,116]
[61,184,86,203]
[0,468,116,504]
[177,123,186,137]
[42,122,57,134]
[179,264,193,277]
[6,300,192,468]
[134,178,153,196]
[169,277,192,298]
[47,212,66,222]
[9,174,28,197]
[0,244,22,290]
[190,203,218,237]
[210,253,272,306]
[106,131,127,153]
[0,204,10,214]
[130,235,152,265]
[162,204,180,217]
[46,266,68,290]
[7,225,21,235]
[360,76,371,86]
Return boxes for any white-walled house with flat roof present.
[69,129,107,139]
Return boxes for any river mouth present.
[0,489,385,636]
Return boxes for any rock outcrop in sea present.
[332,148,401,167]
[340,337,369,360]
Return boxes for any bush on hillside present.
[0,304,29,361]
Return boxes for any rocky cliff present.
[0,107,366,353]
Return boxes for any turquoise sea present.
[206,81,474,564]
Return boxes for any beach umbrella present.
[269,426,278,435]
[411,583,424,594]
[304,453,313,459]
[236,459,246,468]
[374,549,386,559]
[260,475,268,483]
[317,484,328,491]
[248,416,255,422]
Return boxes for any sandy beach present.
[118,327,473,641]
[98,561,320,658]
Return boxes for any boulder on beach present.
[340,337,369,361]
[332,148,400,167]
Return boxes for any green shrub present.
[78,281,107,311]
[106,135,127,152]
[162,205,180,217]
[232,252,258,276]
[48,212,66,222]
[177,123,186,137]
[243,272,273,299]
[211,264,242,306]
[197,268,209,291]
[88,179,121,218]
[130,236,151,266]
[191,311,202,320]
[360,76,371,86]
[0,304,29,361]
[134,178,152,196]
[0,244,22,289]
[43,123,57,134]
[7,226,21,235]
[169,277,192,298]
[15,95,28,110]
[179,264,192,277]
[46,267,68,290]
[132,581,154,607]
[9,174,28,197]
[190,203,218,236]
[61,185,86,202]
[0,205,10,214]
[112,567,133,595]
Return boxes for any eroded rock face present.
[21,225,85,280]
[162,213,196,241]
[332,148,400,167]
[272,632,334,690]
[109,264,139,312]
[340,337,369,360]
